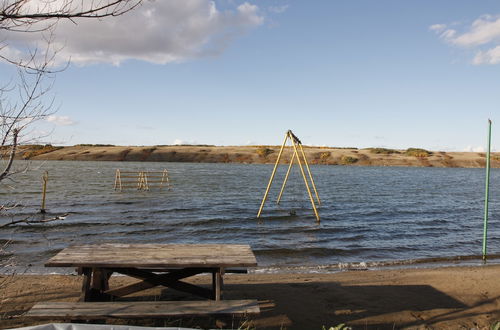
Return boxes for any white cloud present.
[440,29,456,39]
[431,15,500,65]
[429,24,446,32]
[237,3,264,25]
[269,5,289,14]
[473,45,500,65]
[2,0,264,66]
[46,115,76,126]
[452,15,500,47]
[173,138,199,145]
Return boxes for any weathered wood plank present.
[128,268,247,273]
[106,277,213,300]
[163,280,213,300]
[117,267,207,281]
[105,279,154,298]
[26,300,260,320]
[105,268,207,297]
[45,244,257,268]
[120,268,214,299]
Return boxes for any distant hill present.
[14,144,500,168]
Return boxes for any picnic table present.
[26,243,260,321]
[45,243,258,302]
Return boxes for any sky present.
[2,0,500,151]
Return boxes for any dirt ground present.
[1,264,500,329]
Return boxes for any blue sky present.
[3,0,500,151]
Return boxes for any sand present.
[1,264,500,329]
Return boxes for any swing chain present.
[287,130,302,144]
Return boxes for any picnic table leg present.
[79,267,92,302]
[89,268,113,301]
[102,270,112,291]
[212,270,216,299]
[213,267,225,301]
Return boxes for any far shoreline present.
[15,144,500,168]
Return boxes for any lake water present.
[1,161,500,274]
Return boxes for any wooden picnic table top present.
[45,243,257,269]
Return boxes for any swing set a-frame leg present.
[257,133,289,218]
[277,152,295,205]
[299,143,321,205]
[291,138,320,222]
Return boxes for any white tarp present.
[7,324,197,330]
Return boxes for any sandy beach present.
[1,264,500,329]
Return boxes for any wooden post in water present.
[40,171,48,214]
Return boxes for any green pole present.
[483,119,492,261]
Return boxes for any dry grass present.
[256,147,274,158]
[406,148,432,158]
[340,155,358,165]
[21,145,62,159]
[367,148,400,155]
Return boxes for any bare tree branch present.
[0,213,68,228]
[0,0,143,291]
[0,127,17,181]
[0,0,143,70]
[1,0,142,32]
[0,0,144,168]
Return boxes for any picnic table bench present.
[26,300,260,320]
[26,243,260,321]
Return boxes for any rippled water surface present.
[1,161,500,273]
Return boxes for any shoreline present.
[8,254,500,276]
[8,253,500,276]
[17,145,500,168]
[2,264,500,329]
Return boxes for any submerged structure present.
[114,169,171,191]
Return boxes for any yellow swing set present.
[257,130,321,222]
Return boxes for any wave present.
[252,254,500,274]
